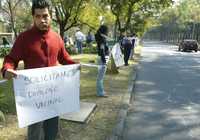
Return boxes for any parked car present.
[178,39,199,52]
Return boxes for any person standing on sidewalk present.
[129,33,136,60]
[121,32,132,66]
[1,0,76,140]
[95,25,109,97]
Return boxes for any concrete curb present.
[107,65,138,140]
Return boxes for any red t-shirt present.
[1,26,75,75]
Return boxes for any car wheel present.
[195,49,198,52]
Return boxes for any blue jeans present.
[96,57,107,96]
[76,40,83,54]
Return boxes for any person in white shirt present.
[75,28,85,54]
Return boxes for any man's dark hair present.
[32,0,50,15]
[98,25,108,35]
[95,25,108,44]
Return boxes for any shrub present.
[0,110,5,122]
[65,44,97,54]
[0,93,9,113]
[83,46,97,54]
[0,47,11,57]
[65,45,78,55]
[0,80,16,114]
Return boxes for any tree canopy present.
[0,0,174,39]
[145,0,200,42]
[0,0,31,37]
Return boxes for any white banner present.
[111,43,124,67]
[13,64,80,128]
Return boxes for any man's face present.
[33,8,51,31]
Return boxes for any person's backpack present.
[122,37,132,46]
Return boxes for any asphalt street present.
[123,41,200,140]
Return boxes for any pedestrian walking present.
[129,33,136,60]
[95,25,109,97]
[121,32,132,66]
[86,30,94,47]
[1,0,77,140]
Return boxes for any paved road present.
[123,41,200,140]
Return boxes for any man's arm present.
[4,69,17,79]
[1,34,23,79]
[57,38,76,65]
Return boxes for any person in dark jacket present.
[121,32,132,66]
[129,33,136,60]
[95,25,109,97]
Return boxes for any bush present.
[0,47,11,57]
[0,110,5,122]
[65,45,78,55]
[65,44,97,54]
[83,46,97,54]
[0,93,9,113]
[0,80,16,114]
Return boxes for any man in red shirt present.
[1,0,76,140]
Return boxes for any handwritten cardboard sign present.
[13,64,80,128]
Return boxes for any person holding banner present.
[1,0,77,140]
[95,25,109,97]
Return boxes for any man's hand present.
[4,69,17,79]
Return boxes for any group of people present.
[73,29,95,54]
[63,28,95,54]
[0,0,137,139]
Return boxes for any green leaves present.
[101,0,173,35]
[0,47,11,57]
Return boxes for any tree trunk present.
[59,23,65,39]
[107,55,118,74]
[8,0,17,38]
